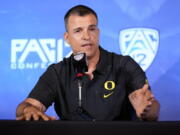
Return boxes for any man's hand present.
[16,98,56,121]
[128,84,160,121]
[16,105,56,121]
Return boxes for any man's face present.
[64,14,99,58]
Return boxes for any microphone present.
[73,52,88,108]
[73,52,88,79]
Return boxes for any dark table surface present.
[1,120,180,135]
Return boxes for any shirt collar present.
[95,46,111,75]
[70,46,111,77]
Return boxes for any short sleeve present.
[123,56,149,94]
[28,64,59,108]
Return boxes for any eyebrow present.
[73,27,82,32]
[89,24,98,28]
[73,24,97,30]
[72,23,98,33]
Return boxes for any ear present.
[64,32,70,44]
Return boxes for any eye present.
[75,29,80,33]
[74,28,81,33]
[89,28,96,31]
[89,25,98,31]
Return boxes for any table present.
[0,120,180,135]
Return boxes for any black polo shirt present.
[28,46,148,121]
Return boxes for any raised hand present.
[128,84,159,120]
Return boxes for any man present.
[16,5,160,121]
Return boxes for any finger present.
[144,89,154,101]
[150,97,155,102]
[142,101,152,114]
[36,111,50,121]
[142,84,149,91]
[145,93,154,101]
[144,106,151,112]
[49,116,57,120]
[140,112,146,117]
[149,93,154,98]
[39,113,50,121]
[139,101,152,115]
[147,96,154,101]
[32,113,40,121]
[140,84,149,95]
[25,113,32,121]
[141,112,147,120]
[140,107,150,118]
[148,101,153,106]
[144,101,152,108]
[16,115,25,120]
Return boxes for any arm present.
[121,56,160,121]
[16,64,60,121]
[128,84,160,121]
[16,98,56,121]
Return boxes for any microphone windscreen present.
[73,52,88,74]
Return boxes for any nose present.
[82,31,90,40]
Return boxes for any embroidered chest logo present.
[103,81,116,98]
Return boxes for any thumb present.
[49,116,57,120]
[142,84,149,92]
[142,84,154,98]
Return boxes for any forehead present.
[67,14,97,29]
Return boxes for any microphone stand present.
[76,73,83,107]
[73,52,94,120]
[76,73,94,121]
[78,80,82,107]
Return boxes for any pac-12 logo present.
[119,28,159,71]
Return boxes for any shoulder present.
[111,52,132,64]
[100,46,132,63]
[109,51,138,70]
[99,46,140,70]
[44,56,72,76]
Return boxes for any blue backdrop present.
[0,0,180,120]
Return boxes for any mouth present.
[81,43,92,48]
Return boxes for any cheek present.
[69,40,81,52]
[70,44,79,51]
[69,35,81,44]
[92,33,99,42]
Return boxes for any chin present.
[83,49,92,56]
[86,52,95,59]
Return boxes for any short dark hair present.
[64,5,98,31]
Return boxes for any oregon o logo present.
[104,81,115,90]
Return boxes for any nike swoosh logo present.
[103,92,114,98]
